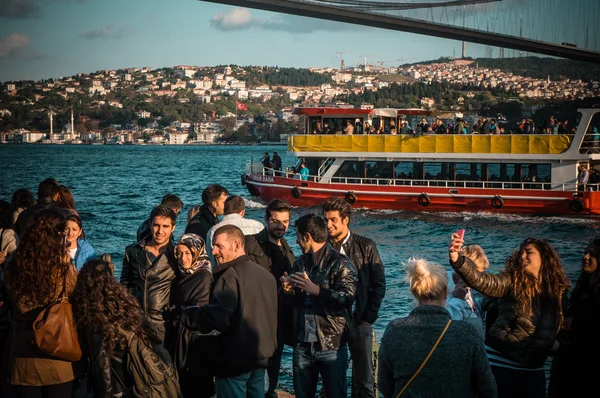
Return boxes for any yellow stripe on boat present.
[288,134,573,154]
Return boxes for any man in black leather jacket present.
[185,184,228,240]
[245,199,295,398]
[121,205,178,343]
[282,214,357,398]
[322,197,386,398]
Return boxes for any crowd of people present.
[0,177,597,398]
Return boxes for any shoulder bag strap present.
[396,319,452,398]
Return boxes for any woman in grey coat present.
[378,257,497,398]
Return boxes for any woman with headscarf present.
[549,239,600,398]
[165,233,215,398]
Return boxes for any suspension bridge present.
[198,0,600,63]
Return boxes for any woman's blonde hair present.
[461,244,489,272]
[187,205,202,224]
[405,257,448,302]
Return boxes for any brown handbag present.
[32,272,82,362]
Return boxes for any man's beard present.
[268,226,286,240]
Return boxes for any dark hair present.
[66,213,86,240]
[149,205,177,225]
[0,200,12,229]
[321,196,352,222]
[71,259,155,356]
[37,178,60,200]
[505,238,570,325]
[202,184,229,206]
[265,198,292,220]
[4,207,70,308]
[11,188,36,213]
[161,193,183,211]
[295,214,327,243]
[213,224,245,248]
[57,185,76,211]
[224,196,245,215]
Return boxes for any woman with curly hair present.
[71,258,159,397]
[449,236,570,398]
[3,207,82,398]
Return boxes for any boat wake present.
[244,198,266,208]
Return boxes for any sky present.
[0,0,593,82]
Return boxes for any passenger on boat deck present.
[364,122,371,135]
[313,121,322,134]
[344,120,354,135]
[323,121,332,135]
[298,162,309,181]
[262,152,271,168]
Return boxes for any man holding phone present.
[281,214,357,398]
[322,197,386,398]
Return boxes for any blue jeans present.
[293,342,348,398]
[215,368,265,398]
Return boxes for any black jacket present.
[338,233,386,325]
[452,255,562,368]
[84,329,130,398]
[283,244,357,350]
[14,198,69,238]
[120,240,177,342]
[165,269,215,372]
[184,205,217,240]
[245,229,295,345]
[180,255,277,377]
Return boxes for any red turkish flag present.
[236,101,248,111]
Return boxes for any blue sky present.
[0,0,589,82]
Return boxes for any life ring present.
[570,199,584,213]
[345,191,357,204]
[418,193,430,207]
[291,187,302,199]
[491,196,504,209]
[240,173,247,186]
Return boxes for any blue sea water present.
[1,144,597,391]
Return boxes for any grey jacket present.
[378,305,497,398]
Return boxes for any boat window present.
[309,117,322,134]
[365,161,393,179]
[424,163,443,180]
[395,162,414,179]
[580,112,600,154]
[324,118,358,134]
[455,163,481,181]
[334,160,363,178]
[521,164,551,183]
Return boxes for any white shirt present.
[206,213,265,266]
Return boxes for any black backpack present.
[122,330,182,398]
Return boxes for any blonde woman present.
[378,258,496,398]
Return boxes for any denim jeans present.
[293,342,348,398]
[348,322,375,398]
[215,368,265,398]
[491,365,546,398]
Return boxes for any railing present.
[246,163,593,192]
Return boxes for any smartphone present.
[456,229,465,240]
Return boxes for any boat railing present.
[247,162,595,192]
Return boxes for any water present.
[1,144,597,391]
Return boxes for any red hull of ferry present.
[245,174,600,216]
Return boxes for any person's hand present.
[0,251,6,264]
[280,272,293,294]
[448,233,464,263]
[289,272,320,296]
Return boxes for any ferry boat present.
[242,106,600,216]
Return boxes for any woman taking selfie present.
[449,235,570,398]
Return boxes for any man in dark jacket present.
[271,152,282,171]
[121,205,178,342]
[245,199,295,398]
[185,184,228,240]
[322,196,386,398]
[15,178,68,238]
[136,193,183,242]
[181,225,277,398]
[283,214,357,398]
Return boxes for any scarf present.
[176,233,212,275]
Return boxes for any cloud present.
[0,0,41,19]
[78,24,134,40]
[0,33,30,58]
[209,7,357,33]
[210,7,255,31]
